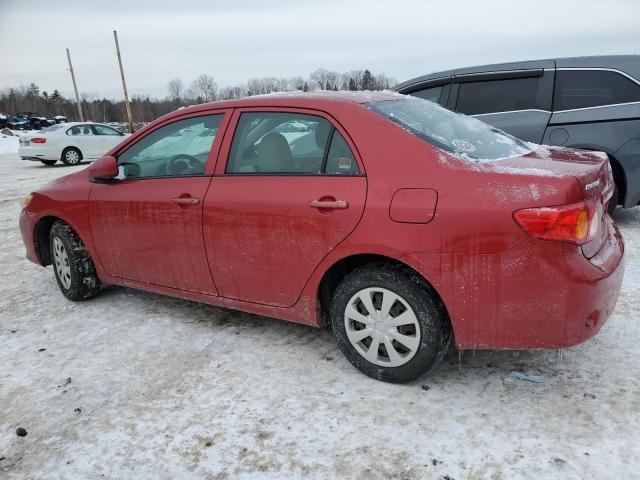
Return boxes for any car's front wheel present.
[50,221,101,301]
[61,147,82,166]
[330,263,451,383]
[40,160,57,166]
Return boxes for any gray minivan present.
[395,55,640,211]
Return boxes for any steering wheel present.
[167,154,204,175]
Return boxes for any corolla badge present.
[585,179,601,191]
[451,139,476,153]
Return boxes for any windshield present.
[41,124,65,132]
[365,97,534,161]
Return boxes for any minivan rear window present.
[365,97,534,161]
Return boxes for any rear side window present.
[553,70,640,110]
[456,77,539,115]
[94,124,123,136]
[227,111,359,175]
[325,130,358,174]
[410,86,443,103]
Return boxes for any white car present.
[18,122,130,166]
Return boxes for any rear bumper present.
[416,216,625,349]
[18,146,55,161]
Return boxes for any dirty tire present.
[61,147,82,166]
[40,160,57,166]
[50,221,101,301]
[331,263,451,383]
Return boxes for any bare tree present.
[289,76,306,91]
[167,78,184,103]
[190,74,217,102]
[310,68,340,90]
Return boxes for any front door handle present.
[171,196,200,205]
[308,199,349,210]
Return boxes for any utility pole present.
[113,30,134,133]
[66,48,84,122]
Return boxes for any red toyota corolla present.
[19,92,624,382]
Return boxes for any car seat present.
[257,132,292,172]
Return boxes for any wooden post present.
[66,48,84,122]
[113,30,134,133]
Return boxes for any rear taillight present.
[31,137,46,143]
[513,201,599,246]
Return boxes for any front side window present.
[410,86,443,103]
[456,77,539,115]
[365,96,533,161]
[93,124,123,136]
[117,114,222,179]
[553,70,640,110]
[67,125,94,136]
[226,111,359,174]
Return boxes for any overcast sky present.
[2,0,638,99]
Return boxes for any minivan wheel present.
[330,264,451,383]
[61,147,82,166]
[50,221,101,301]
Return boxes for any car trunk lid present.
[499,145,612,258]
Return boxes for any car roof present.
[395,54,640,91]
[169,90,403,116]
[60,122,111,127]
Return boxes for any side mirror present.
[88,155,118,181]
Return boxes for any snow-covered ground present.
[0,133,19,155]
[0,151,638,480]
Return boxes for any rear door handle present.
[171,196,200,205]
[308,199,349,210]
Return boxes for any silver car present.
[395,55,640,212]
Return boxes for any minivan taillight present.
[513,201,599,246]
[31,137,46,143]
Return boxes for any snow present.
[0,134,19,154]
[0,153,639,479]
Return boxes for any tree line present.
[0,68,396,124]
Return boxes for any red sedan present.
[19,92,624,382]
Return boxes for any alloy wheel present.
[344,287,421,367]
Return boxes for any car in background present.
[395,55,640,212]
[18,122,130,166]
[19,92,623,382]
[7,114,28,130]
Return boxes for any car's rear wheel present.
[330,263,451,383]
[61,147,82,166]
[50,221,101,301]
[40,160,57,166]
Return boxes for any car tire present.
[40,160,57,166]
[50,221,101,301]
[61,147,82,166]
[330,263,451,383]
[607,182,619,215]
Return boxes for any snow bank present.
[0,134,19,154]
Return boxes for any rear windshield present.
[365,97,534,161]
[41,124,65,132]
